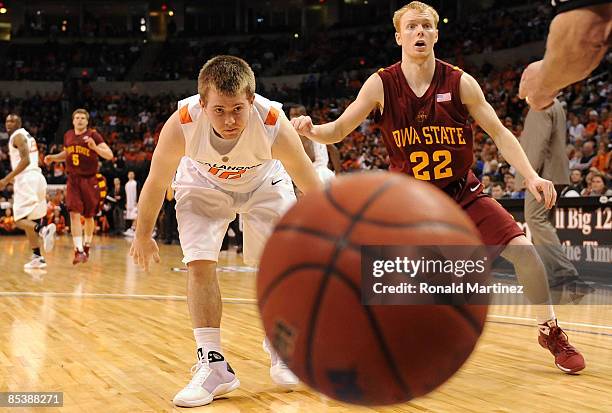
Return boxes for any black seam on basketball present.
[303,178,413,399]
[258,263,328,309]
[325,267,415,400]
[324,176,397,222]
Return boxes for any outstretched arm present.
[130,110,185,270]
[291,73,383,144]
[519,4,612,110]
[460,73,556,209]
[272,115,323,195]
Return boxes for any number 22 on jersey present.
[409,150,453,181]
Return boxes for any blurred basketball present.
[257,172,489,405]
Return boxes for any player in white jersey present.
[0,114,56,269]
[129,56,322,408]
[289,105,341,184]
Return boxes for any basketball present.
[257,172,489,405]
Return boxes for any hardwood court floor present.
[0,236,610,412]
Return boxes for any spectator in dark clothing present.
[107,177,126,235]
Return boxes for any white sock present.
[194,328,222,361]
[84,234,93,245]
[73,236,84,252]
[534,305,556,334]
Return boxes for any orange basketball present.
[257,172,489,405]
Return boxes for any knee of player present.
[14,219,28,229]
[187,260,217,276]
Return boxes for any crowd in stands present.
[144,37,286,80]
[15,14,142,39]
[0,42,143,81]
[0,92,63,145]
[266,6,550,77]
[1,4,551,83]
[146,5,551,80]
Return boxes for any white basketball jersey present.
[312,141,330,169]
[8,128,41,176]
[177,93,284,193]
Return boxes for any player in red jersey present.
[292,1,585,374]
[44,109,114,264]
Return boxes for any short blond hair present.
[198,55,256,103]
[393,1,439,32]
[72,108,89,120]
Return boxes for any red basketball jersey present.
[63,129,104,176]
[377,59,473,189]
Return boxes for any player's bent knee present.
[14,219,29,229]
[187,260,217,277]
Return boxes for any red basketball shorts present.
[66,174,102,218]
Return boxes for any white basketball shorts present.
[12,171,47,221]
[173,159,296,266]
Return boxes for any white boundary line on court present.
[0,291,253,303]
[2,291,612,331]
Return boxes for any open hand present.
[129,236,161,271]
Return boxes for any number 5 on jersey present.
[72,154,79,166]
[409,150,452,181]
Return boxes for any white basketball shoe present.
[24,255,47,270]
[173,350,240,407]
[263,338,299,387]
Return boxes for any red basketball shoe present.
[538,319,585,374]
[73,249,88,265]
[84,244,90,258]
